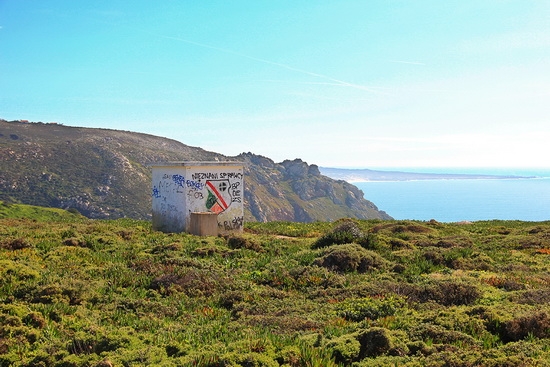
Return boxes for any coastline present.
[346,176,546,184]
[320,166,539,183]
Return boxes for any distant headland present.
[320,167,535,182]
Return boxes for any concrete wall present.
[151,165,188,233]
[151,162,244,234]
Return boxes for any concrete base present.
[189,212,219,236]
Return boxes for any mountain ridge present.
[0,119,391,222]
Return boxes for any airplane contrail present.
[388,60,426,65]
[258,79,389,89]
[161,34,386,94]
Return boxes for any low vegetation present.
[1,202,550,366]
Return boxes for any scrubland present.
[1,202,550,366]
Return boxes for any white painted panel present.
[151,166,187,232]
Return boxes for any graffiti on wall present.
[152,171,242,215]
[221,215,244,231]
[204,179,243,213]
[152,165,243,233]
[152,174,207,198]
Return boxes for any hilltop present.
[0,119,390,222]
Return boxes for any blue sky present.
[1,1,549,168]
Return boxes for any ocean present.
[353,169,550,222]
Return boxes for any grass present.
[1,204,550,366]
[0,201,83,221]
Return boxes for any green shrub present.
[22,351,55,367]
[498,339,550,361]
[312,220,375,249]
[298,342,341,367]
[0,354,18,367]
[313,244,388,273]
[398,251,442,278]
[65,208,81,216]
[275,345,301,366]
[54,354,93,367]
[235,352,279,367]
[406,340,434,356]
[192,245,229,257]
[411,324,478,346]
[95,334,131,354]
[371,222,409,234]
[22,312,46,329]
[0,260,40,281]
[326,334,361,364]
[336,296,405,322]
[218,290,245,310]
[357,327,393,358]
[387,237,413,250]
[445,250,494,271]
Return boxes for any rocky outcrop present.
[238,153,391,222]
[0,120,391,222]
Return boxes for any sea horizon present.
[352,168,550,222]
[338,167,550,179]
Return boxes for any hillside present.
[0,119,391,222]
[1,206,550,366]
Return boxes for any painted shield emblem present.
[205,179,232,213]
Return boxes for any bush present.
[371,222,432,234]
[512,289,550,305]
[192,245,229,257]
[326,334,361,364]
[236,352,279,367]
[298,342,341,367]
[412,324,478,346]
[275,345,301,366]
[313,244,388,273]
[218,290,245,310]
[95,358,115,367]
[404,280,481,306]
[0,354,18,367]
[357,327,393,358]
[503,311,550,342]
[312,220,375,249]
[22,351,56,367]
[22,312,46,329]
[150,267,228,297]
[226,235,264,252]
[336,296,405,322]
[1,238,32,250]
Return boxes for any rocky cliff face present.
[239,153,391,222]
[0,120,391,222]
